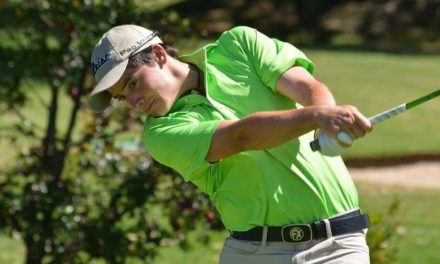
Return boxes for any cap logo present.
[119,43,140,56]
[119,31,159,57]
[91,52,112,75]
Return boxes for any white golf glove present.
[313,130,353,157]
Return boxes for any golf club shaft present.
[310,89,440,151]
[369,89,440,125]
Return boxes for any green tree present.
[0,1,220,263]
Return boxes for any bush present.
[367,196,401,264]
[0,1,219,263]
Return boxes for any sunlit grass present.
[357,182,440,263]
[0,232,24,264]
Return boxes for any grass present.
[0,232,24,264]
[357,182,440,263]
[153,230,226,264]
[2,181,440,264]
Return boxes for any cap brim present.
[88,60,128,112]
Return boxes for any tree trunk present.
[25,233,44,264]
[42,82,58,174]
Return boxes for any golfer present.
[89,25,373,263]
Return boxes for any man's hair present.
[128,43,179,67]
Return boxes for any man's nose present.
[126,92,139,106]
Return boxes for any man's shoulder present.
[225,26,256,36]
[217,26,257,44]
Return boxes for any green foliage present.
[1,109,222,263]
[0,1,221,263]
[367,197,401,264]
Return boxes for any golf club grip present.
[369,103,407,125]
[310,103,407,151]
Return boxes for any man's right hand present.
[313,105,373,145]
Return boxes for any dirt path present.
[348,161,440,189]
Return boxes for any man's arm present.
[276,66,371,146]
[276,65,336,106]
[205,66,372,163]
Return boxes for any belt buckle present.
[281,224,313,243]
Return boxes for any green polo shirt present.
[143,26,359,231]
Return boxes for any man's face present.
[108,63,176,117]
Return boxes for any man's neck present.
[174,59,203,98]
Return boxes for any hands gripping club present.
[310,89,440,157]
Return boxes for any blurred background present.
[0,0,439,263]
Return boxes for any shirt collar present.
[179,43,215,71]
[170,94,211,113]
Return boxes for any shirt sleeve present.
[143,111,221,182]
[218,26,315,91]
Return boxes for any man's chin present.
[147,108,169,117]
[150,111,168,117]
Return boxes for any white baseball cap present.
[88,25,162,112]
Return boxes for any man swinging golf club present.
[89,24,374,263]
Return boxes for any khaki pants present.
[219,230,369,264]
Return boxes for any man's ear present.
[151,44,167,67]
